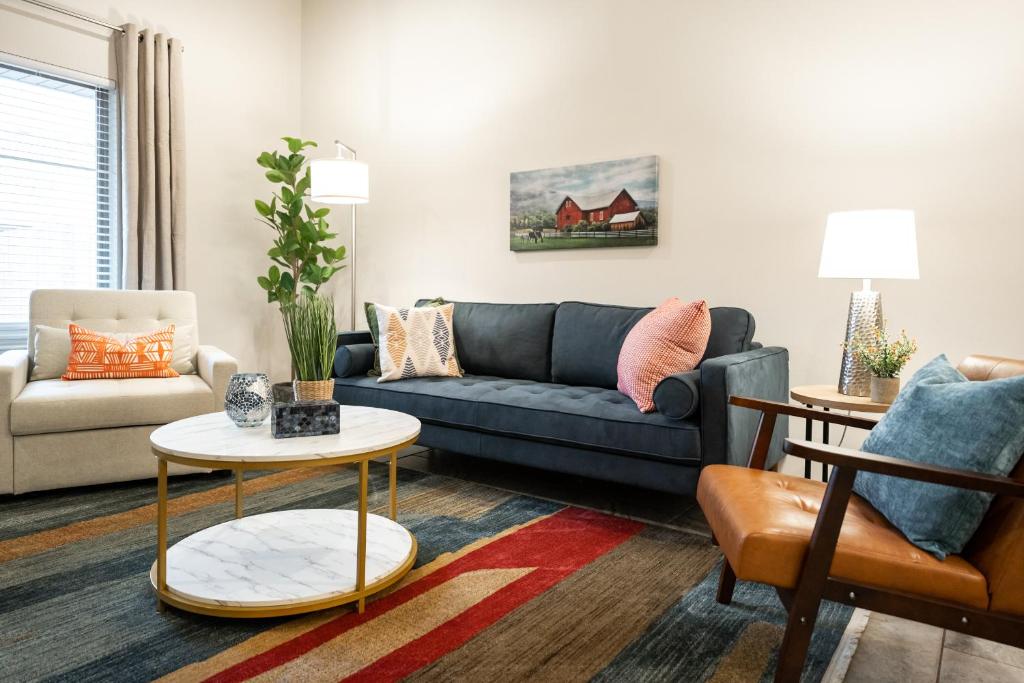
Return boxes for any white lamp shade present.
[818,210,919,280]
[310,157,369,205]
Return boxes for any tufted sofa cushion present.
[333,374,701,462]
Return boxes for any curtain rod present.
[18,0,126,34]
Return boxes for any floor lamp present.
[818,210,919,396]
[310,140,369,330]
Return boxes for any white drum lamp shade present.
[818,210,919,280]
[310,157,369,205]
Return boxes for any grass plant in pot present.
[283,292,337,401]
[849,324,918,404]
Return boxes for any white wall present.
[300,0,1024,412]
[0,0,302,379]
[3,0,1023,414]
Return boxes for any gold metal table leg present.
[157,458,168,612]
[389,449,398,521]
[357,459,368,614]
[234,469,243,519]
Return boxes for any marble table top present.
[162,509,414,607]
[150,406,420,463]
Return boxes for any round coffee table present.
[149,405,421,618]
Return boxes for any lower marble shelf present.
[154,509,415,609]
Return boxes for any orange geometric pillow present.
[617,298,711,412]
[61,323,180,380]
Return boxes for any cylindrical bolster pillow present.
[333,343,376,378]
[652,369,701,420]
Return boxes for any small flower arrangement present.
[848,325,918,378]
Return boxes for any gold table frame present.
[151,435,418,619]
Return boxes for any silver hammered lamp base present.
[837,290,883,397]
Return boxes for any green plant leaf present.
[301,140,318,149]
[295,173,311,196]
[281,186,294,203]
[269,265,281,284]
[265,170,285,183]
[257,152,276,168]
[255,199,272,216]
[313,207,330,218]
[257,275,272,290]
[282,136,302,154]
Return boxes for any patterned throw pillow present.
[855,354,1024,559]
[616,298,711,412]
[374,303,462,382]
[61,324,180,380]
[365,297,446,377]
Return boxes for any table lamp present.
[310,140,369,330]
[818,210,919,396]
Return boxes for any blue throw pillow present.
[854,354,1024,559]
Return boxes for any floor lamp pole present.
[350,194,357,330]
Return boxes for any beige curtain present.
[115,24,186,290]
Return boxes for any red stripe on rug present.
[203,508,642,683]
[341,568,570,683]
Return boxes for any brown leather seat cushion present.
[697,464,990,609]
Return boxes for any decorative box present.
[271,400,341,439]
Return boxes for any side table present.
[789,385,890,482]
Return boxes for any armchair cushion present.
[11,375,214,435]
[696,464,990,609]
[856,354,1024,559]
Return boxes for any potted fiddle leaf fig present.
[849,324,918,404]
[254,136,345,397]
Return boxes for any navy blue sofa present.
[333,300,788,495]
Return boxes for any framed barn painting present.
[510,155,658,251]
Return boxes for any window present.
[0,60,118,351]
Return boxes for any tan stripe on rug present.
[157,510,556,683]
[709,621,782,683]
[0,467,334,563]
[250,568,533,683]
[406,524,718,682]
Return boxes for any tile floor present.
[395,447,1024,683]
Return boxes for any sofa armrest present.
[653,369,701,420]
[0,350,29,493]
[197,345,238,410]
[334,343,375,378]
[700,346,789,468]
[337,330,373,346]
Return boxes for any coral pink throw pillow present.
[617,298,712,412]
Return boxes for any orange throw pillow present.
[617,298,711,412]
[61,323,180,380]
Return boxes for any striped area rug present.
[0,462,851,682]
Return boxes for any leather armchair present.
[696,355,1024,682]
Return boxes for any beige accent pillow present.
[374,303,462,382]
[31,324,196,380]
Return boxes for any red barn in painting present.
[555,189,638,231]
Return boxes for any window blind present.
[0,60,118,351]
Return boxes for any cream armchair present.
[0,289,238,494]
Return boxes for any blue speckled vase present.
[224,373,272,427]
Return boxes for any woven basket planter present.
[292,379,334,402]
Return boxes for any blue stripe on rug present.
[593,560,852,683]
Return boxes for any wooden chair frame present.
[717,395,1024,682]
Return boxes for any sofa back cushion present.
[28,289,199,377]
[551,302,756,389]
[703,307,756,361]
[418,300,556,382]
[552,302,649,388]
